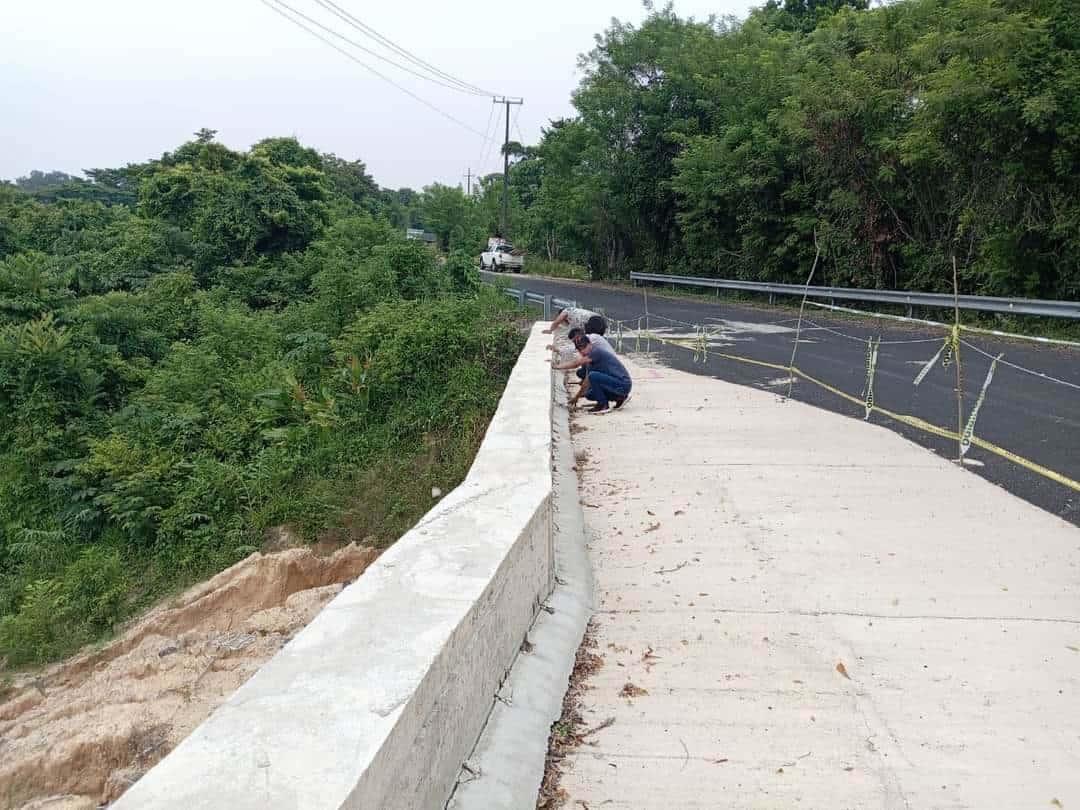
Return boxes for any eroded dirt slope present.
[0,542,379,809]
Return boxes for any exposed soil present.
[0,542,379,809]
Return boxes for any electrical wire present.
[267,0,484,95]
[309,0,498,97]
[959,338,1080,392]
[473,103,497,185]
[802,319,943,346]
[805,299,1080,349]
[261,0,488,138]
[512,106,527,146]
[479,102,504,175]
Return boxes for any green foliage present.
[511,0,1080,299]
[420,183,487,251]
[445,249,482,293]
[0,133,527,668]
[523,259,589,280]
[138,136,330,269]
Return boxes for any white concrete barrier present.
[114,324,555,810]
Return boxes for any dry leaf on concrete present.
[836,662,851,680]
[642,647,661,672]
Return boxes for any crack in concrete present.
[596,607,1080,625]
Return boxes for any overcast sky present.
[1,0,757,190]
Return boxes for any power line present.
[483,103,506,175]
[309,0,498,97]
[493,96,524,236]
[267,0,485,96]
[261,0,488,138]
[511,105,525,146]
[475,103,497,180]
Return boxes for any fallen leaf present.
[583,717,616,737]
[642,646,662,671]
[644,522,661,533]
[619,682,648,699]
[655,561,689,575]
[843,766,855,772]
[1051,800,1063,808]
[675,509,685,516]
[1066,645,1079,653]
[647,509,655,516]
[836,662,851,680]
[709,757,729,764]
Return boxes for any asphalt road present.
[487,271,1080,525]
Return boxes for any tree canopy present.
[501,0,1080,299]
[0,132,515,667]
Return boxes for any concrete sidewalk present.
[559,359,1080,809]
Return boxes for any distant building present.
[405,228,437,246]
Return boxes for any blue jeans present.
[584,372,631,409]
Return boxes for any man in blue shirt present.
[551,330,633,415]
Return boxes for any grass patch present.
[524,259,589,281]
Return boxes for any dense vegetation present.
[0,131,525,667]
[491,0,1079,300]
[4,0,1075,667]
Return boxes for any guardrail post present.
[542,295,552,320]
[907,304,913,318]
[769,293,774,305]
[518,289,527,307]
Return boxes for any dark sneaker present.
[613,393,632,410]
[588,404,611,416]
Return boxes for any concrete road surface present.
[486,272,1080,525]
[559,358,1080,809]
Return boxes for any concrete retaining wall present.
[113,324,555,810]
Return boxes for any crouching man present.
[544,306,607,337]
[551,329,632,416]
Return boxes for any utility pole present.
[463,168,472,196]
[492,96,523,238]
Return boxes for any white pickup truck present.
[480,240,524,273]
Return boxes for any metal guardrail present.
[629,272,1080,320]
[501,287,576,320]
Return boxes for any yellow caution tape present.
[961,353,1003,457]
[913,338,947,386]
[862,337,880,421]
[634,330,1080,494]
